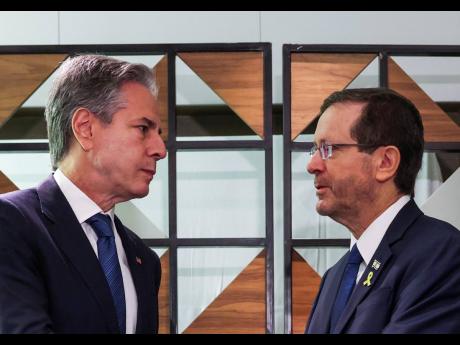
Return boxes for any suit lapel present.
[114,216,150,333]
[334,199,422,333]
[37,175,120,333]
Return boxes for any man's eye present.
[138,126,148,133]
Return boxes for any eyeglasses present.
[309,142,375,160]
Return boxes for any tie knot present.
[86,213,114,238]
[348,244,362,265]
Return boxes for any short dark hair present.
[45,54,158,170]
[319,88,424,195]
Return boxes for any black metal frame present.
[283,44,460,334]
[0,43,274,334]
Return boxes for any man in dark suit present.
[305,88,460,333]
[0,55,167,333]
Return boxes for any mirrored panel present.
[150,247,170,334]
[177,246,264,334]
[291,246,349,334]
[0,151,52,189]
[177,150,265,238]
[294,246,348,277]
[392,56,460,102]
[176,56,261,141]
[346,57,379,89]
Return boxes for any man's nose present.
[307,150,325,175]
[149,135,167,160]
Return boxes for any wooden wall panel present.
[158,250,170,334]
[292,249,321,334]
[0,171,18,194]
[183,250,265,334]
[178,52,264,138]
[388,58,460,143]
[152,56,168,142]
[291,53,376,140]
[0,54,67,127]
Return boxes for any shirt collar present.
[350,195,411,265]
[53,169,114,224]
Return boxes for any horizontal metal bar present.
[0,142,49,151]
[143,238,266,247]
[0,45,171,55]
[176,140,266,150]
[142,239,170,247]
[424,142,460,151]
[0,43,270,55]
[173,42,271,52]
[291,142,314,151]
[290,238,351,247]
[284,44,460,56]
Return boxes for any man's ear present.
[71,108,94,152]
[375,145,400,183]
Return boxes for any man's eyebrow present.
[140,117,162,134]
[140,117,155,127]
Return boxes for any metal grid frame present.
[283,44,460,333]
[0,43,274,334]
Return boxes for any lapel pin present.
[372,259,381,270]
[363,271,374,287]
[136,256,142,265]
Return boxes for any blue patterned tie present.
[86,213,126,334]
[329,244,362,332]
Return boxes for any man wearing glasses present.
[305,88,460,333]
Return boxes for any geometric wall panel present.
[158,250,170,334]
[152,55,168,142]
[388,57,460,142]
[421,167,460,230]
[178,52,264,138]
[0,170,18,193]
[0,54,67,127]
[388,58,460,142]
[291,53,376,140]
[183,250,266,334]
[292,249,321,334]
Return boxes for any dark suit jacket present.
[0,175,161,334]
[306,199,460,334]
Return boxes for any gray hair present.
[45,54,158,169]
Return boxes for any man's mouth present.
[141,169,155,178]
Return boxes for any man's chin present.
[316,201,332,216]
[131,186,150,199]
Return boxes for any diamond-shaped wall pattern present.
[388,58,460,142]
[183,251,266,334]
[178,52,264,138]
[291,53,376,140]
[0,54,67,127]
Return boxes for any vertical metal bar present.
[282,45,293,334]
[167,49,178,334]
[263,44,274,334]
[379,51,389,88]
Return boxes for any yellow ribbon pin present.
[363,271,374,287]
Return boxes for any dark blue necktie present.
[86,213,126,334]
[329,244,362,332]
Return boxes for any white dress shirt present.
[53,169,138,334]
[350,195,411,284]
